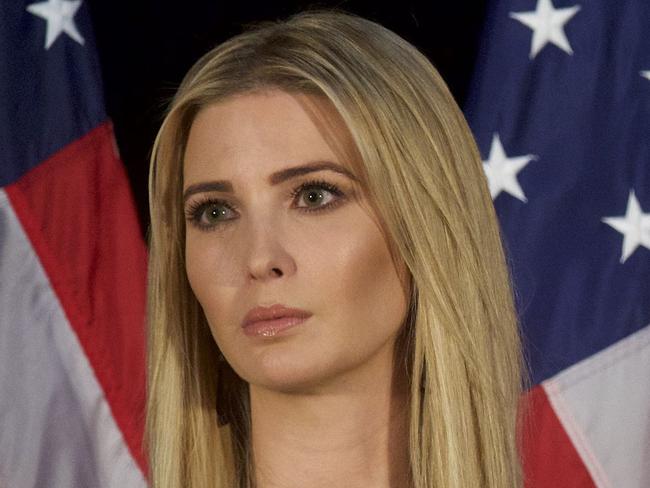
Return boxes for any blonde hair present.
[146,8,527,488]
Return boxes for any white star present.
[602,190,650,264]
[27,0,85,50]
[482,133,537,202]
[510,0,581,59]
[641,71,650,81]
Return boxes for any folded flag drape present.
[465,1,650,486]
[0,1,148,486]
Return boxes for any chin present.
[243,352,343,394]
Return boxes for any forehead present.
[182,90,362,182]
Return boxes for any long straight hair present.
[146,8,528,487]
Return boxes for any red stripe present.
[6,122,149,478]
[519,385,595,488]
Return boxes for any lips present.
[241,303,312,328]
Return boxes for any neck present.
[247,346,411,488]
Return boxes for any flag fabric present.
[0,1,148,486]
[464,0,650,486]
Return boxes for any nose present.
[243,215,296,282]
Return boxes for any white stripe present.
[0,189,147,487]
[543,324,650,488]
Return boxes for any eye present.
[184,178,347,232]
[291,179,345,212]
[185,198,236,231]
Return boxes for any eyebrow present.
[183,160,358,203]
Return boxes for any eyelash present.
[184,179,346,232]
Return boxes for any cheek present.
[185,238,211,305]
[326,222,408,339]
[186,233,246,290]
[184,235,237,338]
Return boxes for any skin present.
[183,88,412,487]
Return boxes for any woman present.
[146,8,527,488]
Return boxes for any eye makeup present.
[184,178,348,232]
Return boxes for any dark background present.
[87,1,488,236]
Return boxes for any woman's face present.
[183,89,410,392]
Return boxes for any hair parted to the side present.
[146,8,529,488]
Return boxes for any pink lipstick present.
[241,304,312,338]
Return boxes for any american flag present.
[465,0,650,486]
[0,0,148,486]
